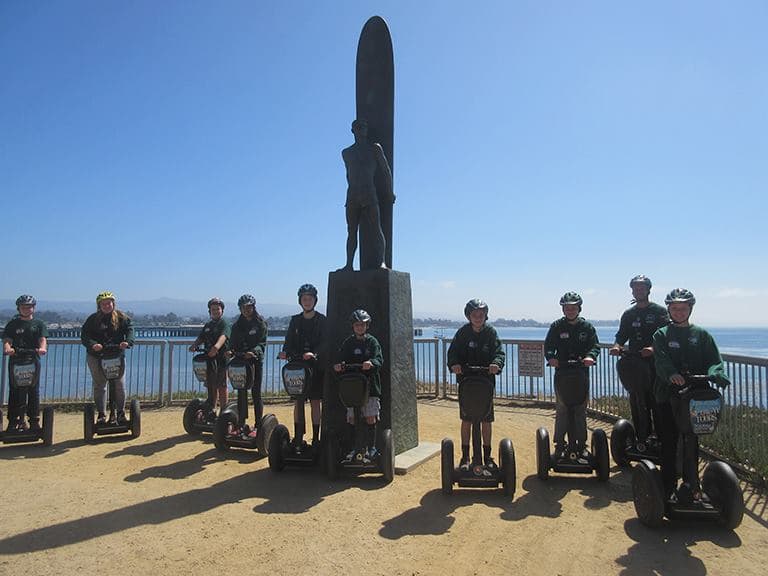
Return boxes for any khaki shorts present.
[346,396,381,421]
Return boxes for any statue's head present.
[351,118,368,137]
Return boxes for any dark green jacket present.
[282,311,327,362]
[652,324,729,403]
[614,302,669,352]
[446,324,505,378]
[81,312,135,357]
[3,317,48,362]
[544,317,600,363]
[335,333,383,397]
[230,315,267,362]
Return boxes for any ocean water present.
[420,325,768,359]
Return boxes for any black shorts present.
[305,367,324,401]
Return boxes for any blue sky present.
[2,1,766,325]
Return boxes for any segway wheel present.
[258,413,278,455]
[499,438,516,498]
[592,428,610,482]
[183,399,204,436]
[441,438,454,495]
[702,461,744,530]
[611,419,634,467]
[268,424,290,472]
[632,459,665,528]
[536,427,550,481]
[214,409,238,452]
[84,404,95,443]
[326,430,338,480]
[42,406,54,446]
[130,399,141,439]
[382,428,395,483]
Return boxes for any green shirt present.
[544,317,600,363]
[197,317,231,361]
[3,317,48,361]
[652,323,729,403]
[614,302,669,352]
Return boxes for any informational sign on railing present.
[518,342,544,377]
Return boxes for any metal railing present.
[2,337,766,479]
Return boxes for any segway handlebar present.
[97,343,126,356]
[678,373,729,394]
[4,347,41,356]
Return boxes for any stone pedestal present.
[323,268,417,454]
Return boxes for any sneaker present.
[363,447,380,464]
[676,483,694,505]
[247,428,259,439]
[636,441,647,453]
[555,446,568,461]
[484,458,499,474]
[459,459,471,473]
[576,450,590,465]
[117,412,128,425]
[342,449,356,464]
[96,413,107,425]
[107,411,117,425]
[29,420,42,433]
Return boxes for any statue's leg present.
[364,202,386,268]
[345,203,360,269]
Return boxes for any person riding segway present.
[609,275,669,466]
[270,284,327,471]
[212,294,278,455]
[441,299,515,496]
[81,292,140,442]
[537,292,609,481]
[1,295,54,446]
[326,310,394,482]
[632,288,743,529]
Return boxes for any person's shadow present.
[0,438,78,460]
[105,434,198,459]
[615,518,741,576]
[380,488,512,540]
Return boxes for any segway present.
[0,347,54,447]
[325,363,395,482]
[536,360,609,481]
[441,365,516,497]
[611,349,661,466]
[632,374,744,529]
[84,344,141,442]
[182,347,219,436]
[268,357,320,471]
[212,353,277,455]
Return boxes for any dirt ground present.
[1,400,766,576]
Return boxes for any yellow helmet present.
[96,291,116,305]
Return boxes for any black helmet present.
[665,288,696,306]
[630,275,652,289]
[298,283,318,304]
[207,297,225,310]
[559,292,583,306]
[464,299,489,319]
[237,294,256,308]
[16,294,36,307]
[350,309,371,324]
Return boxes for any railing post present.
[158,340,166,406]
[167,342,174,405]
[433,338,439,398]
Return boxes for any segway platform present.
[0,406,54,447]
[84,399,141,442]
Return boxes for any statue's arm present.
[373,143,395,204]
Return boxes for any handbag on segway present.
[269,358,321,471]
[182,347,220,436]
[440,365,516,497]
[536,360,609,481]
[1,348,54,447]
[325,363,395,482]
[212,353,278,455]
[632,374,744,529]
[83,344,141,442]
